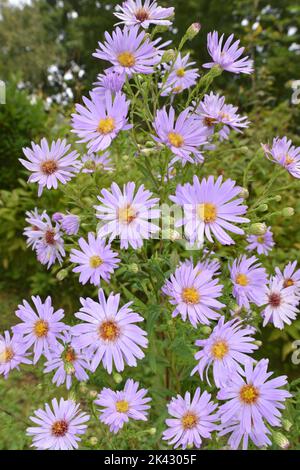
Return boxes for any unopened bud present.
[89,437,98,446]
[186,23,201,40]
[89,390,98,398]
[282,419,292,432]
[149,427,156,435]
[162,49,177,63]
[272,431,290,449]
[140,148,155,156]
[257,204,268,212]
[68,391,77,403]
[56,269,68,281]
[79,382,88,393]
[274,195,282,202]
[202,326,212,335]
[239,187,249,199]
[128,263,139,273]
[254,340,262,347]
[282,207,294,217]
[248,222,267,236]
[122,154,129,161]
[114,373,122,384]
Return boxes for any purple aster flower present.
[93,26,162,76]
[70,232,120,286]
[261,277,299,330]
[153,107,208,165]
[95,379,151,433]
[191,317,257,388]
[219,419,271,450]
[163,388,218,449]
[27,398,89,450]
[246,226,274,255]
[203,31,253,74]
[60,213,80,236]
[13,296,68,364]
[44,338,90,390]
[95,182,160,249]
[114,0,174,29]
[230,255,268,309]
[217,359,291,433]
[275,261,300,294]
[24,208,48,250]
[71,91,131,154]
[195,257,221,279]
[93,71,125,97]
[170,175,249,245]
[196,92,249,140]
[72,289,148,373]
[20,138,80,197]
[162,260,224,327]
[161,53,199,96]
[262,136,300,179]
[0,331,31,379]
[80,151,114,173]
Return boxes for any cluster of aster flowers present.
[8,0,299,451]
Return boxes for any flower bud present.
[56,269,68,281]
[79,383,88,393]
[148,427,156,435]
[282,419,292,432]
[122,154,129,161]
[89,390,98,398]
[128,263,139,273]
[202,326,212,335]
[161,49,177,63]
[239,187,249,199]
[272,431,290,449]
[89,437,98,446]
[254,340,262,347]
[68,391,77,403]
[248,222,267,235]
[186,23,201,40]
[274,195,282,202]
[52,212,63,222]
[257,204,268,212]
[282,207,294,217]
[140,148,155,156]
[113,373,123,384]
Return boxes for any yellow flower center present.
[89,255,103,269]
[181,412,198,430]
[97,117,116,135]
[34,320,49,338]
[257,235,265,243]
[168,132,184,148]
[0,347,14,363]
[171,85,183,93]
[211,340,229,360]
[284,278,294,288]
[116,400,129,413]
[51,420,69,437]
[285,154,294,165]
[176,67,186,78]
[118,51,136,67]
[182,287,200,304]
[235,273,249,286]
[197,203,217,223]
[118,205,136,224]
[239,384,259,404]
[99,320,120,342]
[41,160,58,175]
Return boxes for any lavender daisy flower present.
[20,138,80,197]
[203,31,253,74]
[95,379,151,433]
[71,91,131,154]
[95,182,160,249]
[196,92,249,140]
[191,317,257,388]
[261,277,299,330]
[262,136,300,179]
[153,107,208,165]
[162,261,224,327]
[72,289,148,373]
[246,226,274,255]
[163,388,218,449]
[80,151,114,173]
[219,420,271,450]
[60,213,80,236]
[13,296,68,364]
[24,208,48,250]
[217,359,291,433]
[275,261,300,293]
[70,232,120,286]
[93,26,162,76]
[230,255,268,309]
[161,53,199,96]
[170,175,249,245]
[0,331,31,379]
[114,0,174,29]
[195,257,221,279]
[93,71,125,97]
[27,398,89,450]
[44,339,90,390]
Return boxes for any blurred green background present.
[0,0,300,449]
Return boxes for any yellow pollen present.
[0,347,14,363]
[99,320,120,341]
[257,236,265,243]
[219,112,231,121]
[181,412,198,429]
[116,400,129,413]
[172,85,183,94]
[197,203,217,223]
[176,67,186,78]
[168,132,184,148]
[239,384,259,404]
[97,117,116,135]
[211,340,229,360]
[118,205,136,224]
[284,278,294,288]
[182,287,200,304]
[51,420,69,437]
[285,154,294,165]
[118,51,136,67]
[235,273,249,287]
[34,320,49,338]
[41,160,58,175]
[89,255,103,269]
